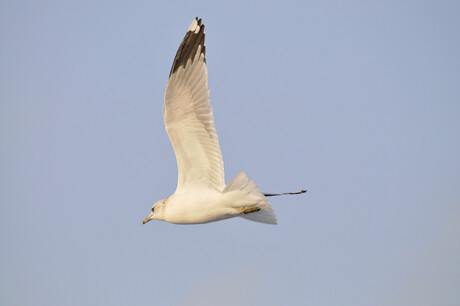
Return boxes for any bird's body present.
[153,186,254,224]
[162,188,236,224]
[143,18,305,226]
[147,171,277,224]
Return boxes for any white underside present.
[162,188,239,224]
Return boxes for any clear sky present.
[1,0,459,305]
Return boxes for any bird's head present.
[142,198,167,224]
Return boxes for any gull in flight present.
[143,18,306,225]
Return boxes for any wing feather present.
[163,18,225,191]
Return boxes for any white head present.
[142,198,168,224]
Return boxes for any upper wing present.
[163,18,225,192]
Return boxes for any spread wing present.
[163,18,225,192]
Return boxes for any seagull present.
[143,18,306,225]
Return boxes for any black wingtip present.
[169,18,206,77]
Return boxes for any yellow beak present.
[142,216,152,225]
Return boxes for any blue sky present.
[1,0,459,305]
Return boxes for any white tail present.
[224,172,277,225]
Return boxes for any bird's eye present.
[151,207,155,213]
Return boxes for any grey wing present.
[163,18,225,192]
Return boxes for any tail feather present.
[224,172,277,225]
